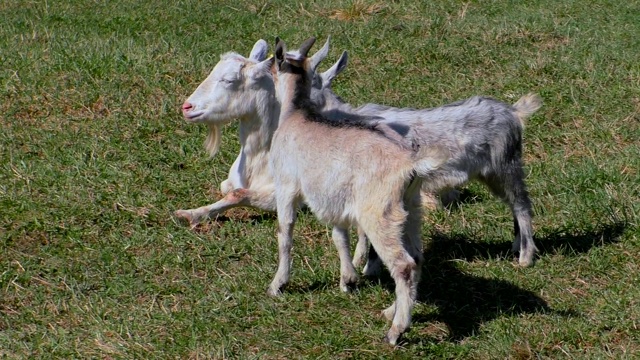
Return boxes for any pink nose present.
[182,102,193,112]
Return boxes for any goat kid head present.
[274,36,348,110]
[274,37,318,106]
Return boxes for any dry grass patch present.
[328,1,385,21]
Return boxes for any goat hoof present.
[518,256,535,268]
[381,305,395,321]
[266,286,283,297]
[174,210,203,228]
[340,273,359,293]
[340,280,357,293]
[383,330,401,346]
[174,210,195,223]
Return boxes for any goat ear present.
[309,36,330,71]
[298,37,316,58]
[322,50,348,84]
[252,56,275,75]
[249,39,268,61]
[274,36,281,50]
[275,38,285,62]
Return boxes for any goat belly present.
[300,180,355,227]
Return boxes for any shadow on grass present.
[184,213,276,232]
[413,260,555,342]
[367,245,560,343]
[442,187,486,209]
[373,220,626,343]
[212,213,276,224]
[253,210,626,342]
[535,221,627,256]
[424,220,627,263]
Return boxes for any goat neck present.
[237,87,280,157]
[274,38,318,123]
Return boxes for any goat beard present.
[204,123,222,157]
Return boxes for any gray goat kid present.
[270,37,449,345]
[314,49,542,268]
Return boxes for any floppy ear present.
[309,36,330,71]
[298,37,316,58]
[322,50,348,84]
[249,39,268,61]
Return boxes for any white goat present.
[270,37,449,345]
[313,49,542,268]
[175,40,330,225]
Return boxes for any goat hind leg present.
[361,214,417,345]
[481,170,537,267]
[513,203,536,267]
[504,171,537,267]
[383,191,425,323]
[383,253,418,345]
[381,214,424,322]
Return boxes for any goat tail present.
[204,123,222,157]
[513,93,542,127]
[412,145,450,177]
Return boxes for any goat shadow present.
[196,203,319,227]
[189,212,277,228]
[370,220,626,343]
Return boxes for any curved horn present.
[298,37,316,58]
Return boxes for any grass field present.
[1,0,639,358]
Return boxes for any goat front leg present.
[332,227,358,292]
[174,187,276,228]
[267,194,298,296]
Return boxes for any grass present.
[1,0,639,358]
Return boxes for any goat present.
[313,49,542,268]
[175,39,330,226]
[270,37,449,345]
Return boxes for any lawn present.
[1,0,639,358]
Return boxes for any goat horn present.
[298,37,316,58]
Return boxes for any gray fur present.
[317,58,542,267]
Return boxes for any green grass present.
[1,0,639,358]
